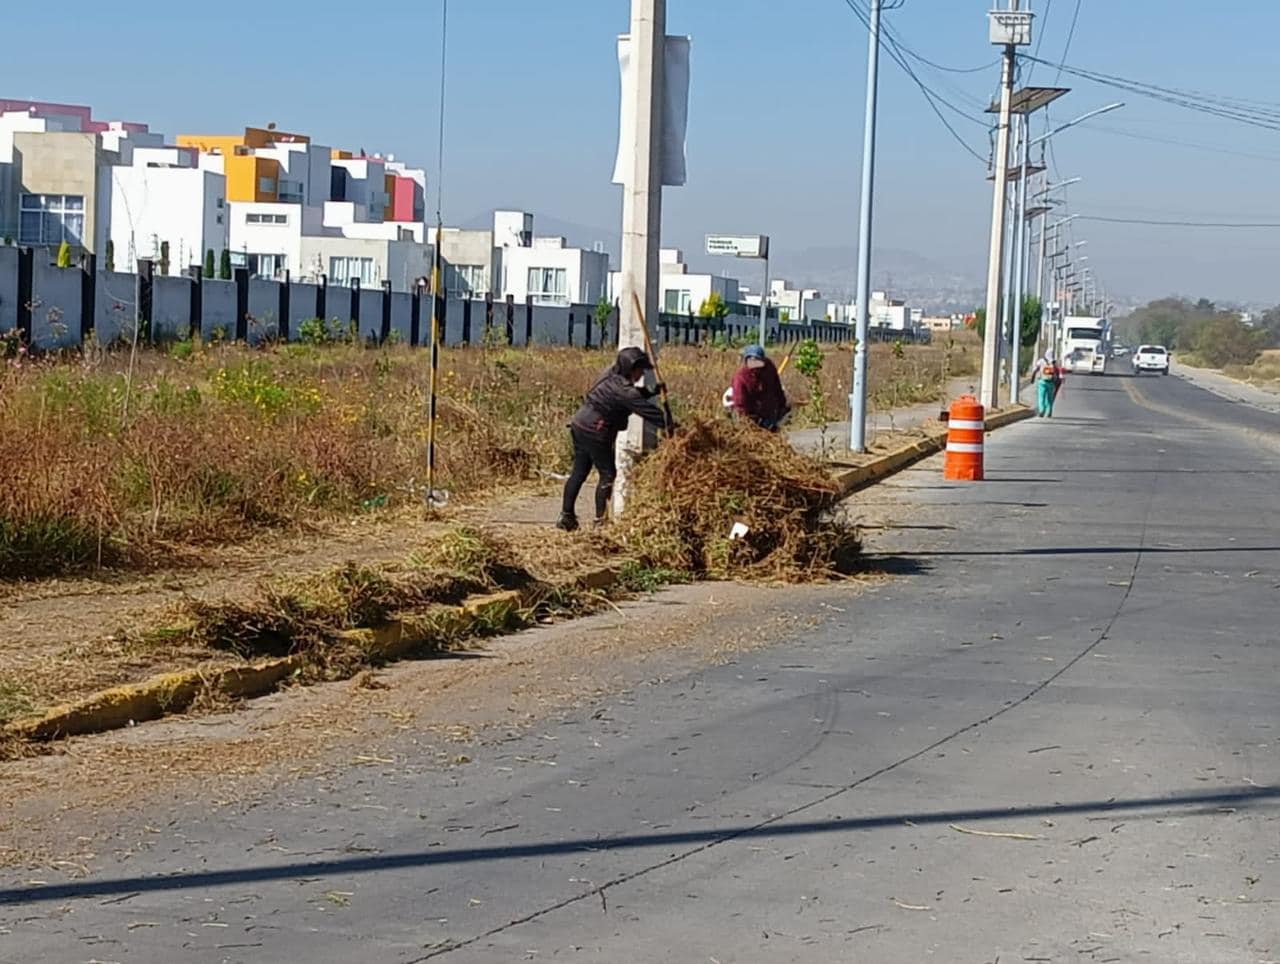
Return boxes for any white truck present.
[1131,344,1171,375]
[1060,316,1109,375]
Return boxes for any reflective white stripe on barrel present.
[948,418,985,430]
[945,442,984,453]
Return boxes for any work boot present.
[555,512,579,532]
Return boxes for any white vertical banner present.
[612,34,691,188]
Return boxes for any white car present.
[1131,344,1170,375]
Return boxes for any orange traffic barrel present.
[943,395,985,481]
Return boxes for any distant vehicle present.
[1061,316,1109,375]
[1132,344,1170,375]
[1112,344,1130,358]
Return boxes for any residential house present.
[0,100,154,256]
[106,145,228,275]
[742,278,825,324]
[608,248,741,316]
[502,235,608,306]
[177,126,430,289]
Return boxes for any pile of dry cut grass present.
[619,418,860,581]
[147,528,541,667]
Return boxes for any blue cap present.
[742,344,766,361]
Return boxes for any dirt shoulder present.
[0,482,569,716]
[0,471,954,874]
[1175,354,1280,414]
[0,577,867,873]
[0,387,962,723]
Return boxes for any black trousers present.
[562,427,617,519]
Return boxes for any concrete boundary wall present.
[5,250,858,351]
[0,246,18,331]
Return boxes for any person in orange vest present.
[1029,351,1063,417]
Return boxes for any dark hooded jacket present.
[571,347,670,438]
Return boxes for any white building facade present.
[105,148,227,275]
[501,236,608,306]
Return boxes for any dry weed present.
[618,418,861,581]
[0,337,973,580]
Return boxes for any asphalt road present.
[4,371,1279,963]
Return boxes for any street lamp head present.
[1030,102,1125,147]
[1035,177,1082,197]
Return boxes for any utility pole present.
[1036,207,1048,305]
[849,0,882,453]
[1009,113,1032,405]
[980,1,1030,411]
[999,115,1021,392]
[614,0,665,514]
[759,251,770,348]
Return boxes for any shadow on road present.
[852,555,932,578]
[3,786,1274,907]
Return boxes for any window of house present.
[329,256,375,287]
[242,252,287,278]
[246,213,288,225]
[216,197,225,209]
[527,267,568,304]
[259,176,277,193]
[664,289,692,313]
[451,264,487,296]
[18,193,85,247]
[278,179,304,204]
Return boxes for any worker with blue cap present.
[730,344,789,431]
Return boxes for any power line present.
[1076,123,1280,164]
[842,0,990,124]
[434,0,448,224]
[840,0,991,164]
[1054,0,1083,84]
[1079,215,1280,228]
[850,0,1000,74]
[1025,0,1053,85]
[1026,56,1280,132]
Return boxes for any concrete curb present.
[829,405,1034,495]
[2,583,583,745]
[1,410,1035,748]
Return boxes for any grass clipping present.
[158,528,538,665]
[619,418,860,581]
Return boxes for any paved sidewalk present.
[788,375,978,458]
[1173,359,1280,414]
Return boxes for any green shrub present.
[1193,316,1266,368]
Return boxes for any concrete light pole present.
[849,0,882,453]
[1034,177,1081,303]
[980,1,1031,411]
[999,115,1022,394]
[614,0,665,514]
[1009,117,1031,404]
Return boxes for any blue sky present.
[14,1,1280,303]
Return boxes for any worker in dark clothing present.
[557,346,672,531]
[731,344,789,431]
